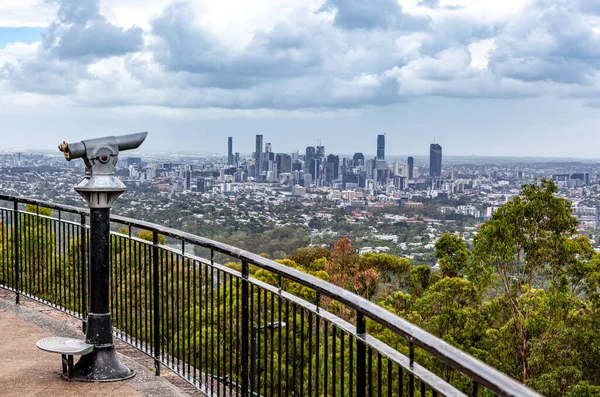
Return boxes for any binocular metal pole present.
[72,205,134,381]
[58,133,147,382]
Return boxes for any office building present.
[305,146,316,173]
[276,153,292,175]
[377,134,385,159]
[353,153,365,167]
[408,157,414,179]
[227,137,234,166]
[429,144,442,178]
[255,135,264,177]
[316,146,326,159]
[325,154,340,182]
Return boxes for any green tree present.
[474,179,590,383]
[434,233,470,278]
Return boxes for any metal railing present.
[0,195,541,397]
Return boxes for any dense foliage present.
[1,180,600,396]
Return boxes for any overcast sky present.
[0,0,599,157]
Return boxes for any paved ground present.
[0,291,204,397]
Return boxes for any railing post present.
[409,338,415,397]
[241,260,249,397]
[80,214,87,333]
[356,312,366,397]
[153,230,161,376]
[13,201,19,304]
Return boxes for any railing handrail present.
[0,194,541,397]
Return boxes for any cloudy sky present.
[0,0,599,157]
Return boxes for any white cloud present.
[0,0,56,27]
[0,0,599,112]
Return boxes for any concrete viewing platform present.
[0,290,204,397]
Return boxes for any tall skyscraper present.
[276,153,292,175]
[227,137,234,166]
[255,135,264,177]
[305,146,316,173]
[408,157,414,179]
[429,144,442,178]
[316,146,325,158]
[325,154,340,182]
[377,134,385,159]
[353,153,365,167]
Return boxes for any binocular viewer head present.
[58,132,148,165]
[59,132,148,209]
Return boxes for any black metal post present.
[241,261,249,397]
[356,312,366,397]
[72,207,134,381]
[13,201,19,304]
[250,326,257,392]
[80,214,87,333]
[153,230,161,376]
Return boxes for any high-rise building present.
[316,146,326,158]
[408,157,414,179]
[325,154,340,182]
[353,153,365,167]
[305,146,316,173]
[312,158,322,183]
[255,135,264,177]
[276,153,292,175]
[227,137,234,166]
[429,144,442,178]
[377,134,385,159]
[184,167,192,191]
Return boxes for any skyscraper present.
[227,137,234,166]
[377,134,385,159]
[429,144,442,178]
[325,154,340,182]
[255,135,264,177]
[407,157,414,179]
[353,153,365,167]
[316,146,326,158]
[276,153,292,175]
[305,146,316,173]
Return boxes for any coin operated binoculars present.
[59,132,147,382]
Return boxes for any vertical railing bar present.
[368,347,373,397]
[332,325,336,397]
[153,230,161,376]
[292,303,297,396]
[409,340,415,397]
[236,266,241,395]
[241,260,249,397]
[193,257,198,387]
[357,312,366,397]
[308,310,313,396]
[170,251,175,369]
[185,244,191,380]
[229,271,234,397]
[204,257,209,390]
[270,289,275,397]
[300,307,304,397]
[13,201,20,304]
[278,282,282,397]
[210,250,215,393]
[144,242,149,355]
[285,299,290,397]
